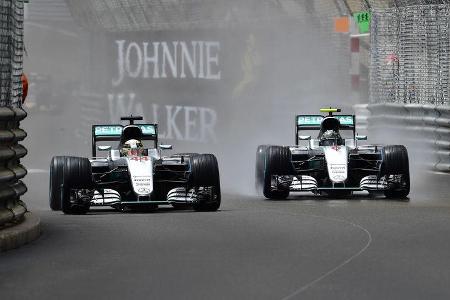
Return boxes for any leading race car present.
[255,108,410,199]
[49,116,221,214]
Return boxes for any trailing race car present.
[50,116,220,214]
[255,108,410,199]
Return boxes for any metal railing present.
[366,103,450,173]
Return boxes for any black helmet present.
[322,130,340,140]
[319,130,344,146]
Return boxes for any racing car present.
[49,116,221,214]
[255,108,410,199]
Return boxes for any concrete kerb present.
[0,212,41,252]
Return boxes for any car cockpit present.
[92,116,159,158]
[119,126,147,157]
[318,117,345,146]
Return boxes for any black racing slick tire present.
[263,146,294,200]
[255,145,269,195]
[190,154,221,212]
[49,156,65,210]
[61,156,93,214]
[381,145,410,199]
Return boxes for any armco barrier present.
[0,107,28,227]
[353,104,369,135]
[365,103,450,173]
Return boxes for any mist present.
[23,1,367,197]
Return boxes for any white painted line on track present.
[275,211,373,300]
[28,169,49,174]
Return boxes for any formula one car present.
[49,116,220,214]
[255,108,410,199]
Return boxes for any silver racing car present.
[50,116,220,214]
[255,108,410,199]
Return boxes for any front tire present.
[190,154,221,211]
[381,145,410,199]
[61,156,93,214]
[263,146,294,200]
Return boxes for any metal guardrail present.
[354,104,369,135]
[363,103,450,173]
[0,107,28,227]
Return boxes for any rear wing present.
[92,124,158,156]
[295,115,355,145]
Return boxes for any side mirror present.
[97,145,112,151]
[160,144,173,150]
[356,135,368,141]
[299,136,311,141]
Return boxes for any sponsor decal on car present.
[94,125,156,136]
[297,116,324,126]
[130,156,149,161]
[335,115,354,125]
[137,188,151,194]
[331,145,341,151]
[95,125,123,136]
[297,115,354,126]
[330,164,346,182]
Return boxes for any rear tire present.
[49,156,65,210]
[263,146,294,200]
[255,145,269,195]
[381,145,410,199]
[61,157,93,214]
[190,154,221,211]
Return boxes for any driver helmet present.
[122,139,144,156]
[124,139,143,149]
[321,130,341,140]
[319,130,344,146]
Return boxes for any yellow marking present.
[320,108,341,113]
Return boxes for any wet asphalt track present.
[2,111,450,299]
[1,170,450,300]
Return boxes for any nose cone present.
[323,146,348,183]
[136,188,152,196]
[126,157,154,196]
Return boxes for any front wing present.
[271,175,388,193]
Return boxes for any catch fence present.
[0,0,28,229]
[0,0,24,107]
[367,3,450,173]
[370,4,450,106]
